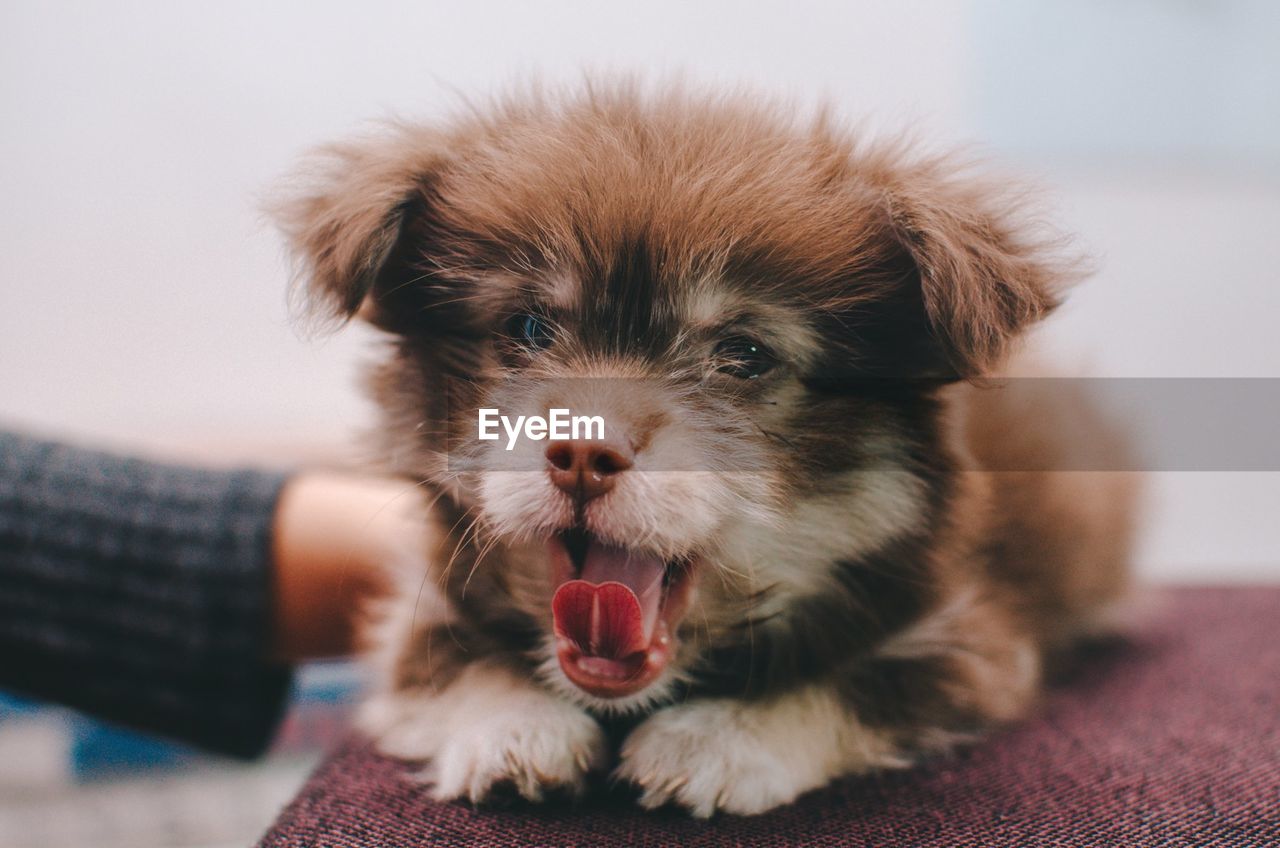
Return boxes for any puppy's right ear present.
[270,126,446,324]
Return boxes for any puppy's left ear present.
[882,160,1073,379]
[269,125,447,327]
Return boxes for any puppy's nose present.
[545,439,633,502]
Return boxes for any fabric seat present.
[258,587,1280,847]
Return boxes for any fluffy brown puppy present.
[274,82,1138,817]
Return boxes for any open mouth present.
[548,528,696,699]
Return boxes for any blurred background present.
[2,1,1278,845]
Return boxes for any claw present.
[519,779,544,803]
[662,774,688,795]
[637,790,666,810]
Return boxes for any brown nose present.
[545,439,634,502]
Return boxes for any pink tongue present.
[551,543,665,660]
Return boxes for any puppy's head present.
[275,85,1067,711]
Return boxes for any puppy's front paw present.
[616,701,810,817]
[358,664,606,803]
[616,691,903,817]
[424,697,604,803]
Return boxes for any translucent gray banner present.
[439,378,1280,472]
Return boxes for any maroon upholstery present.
[258,587,1280,847]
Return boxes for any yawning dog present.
[274,82,1137,816]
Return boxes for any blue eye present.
[507,312,555,351]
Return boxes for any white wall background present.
[2,1,1277,582]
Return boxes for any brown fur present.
[274,81,1138,816]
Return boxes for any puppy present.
[274,83,1138,817]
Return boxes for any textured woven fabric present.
[258,587,1280,847]
[0,430,292,758]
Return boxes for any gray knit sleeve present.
[0,430,294,759]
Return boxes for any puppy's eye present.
[712,335,777,379]
[506,312,555,351]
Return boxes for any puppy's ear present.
[270,126,447,325]
[880,159,1072,379]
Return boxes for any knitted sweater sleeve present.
[0,430,293,758]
